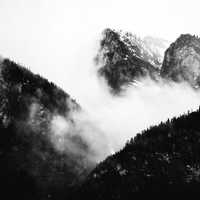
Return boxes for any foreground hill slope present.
[0,59,94,200]
[74,108,200,199]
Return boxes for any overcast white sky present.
[1,0,200,155]
[0,0,199,92]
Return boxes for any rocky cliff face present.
[97,30,200,92]
[96,29,161,93]
[161,34,200,88]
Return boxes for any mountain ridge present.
[97,29,200,92]
[96,28,163,93]
[0,58,95,200]
[2,29,200,200]
[73,108,200,200]
[161,34,200,88]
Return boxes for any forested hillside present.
[0,59,93,200]
[2,30,200,200]
[73,108,200,199]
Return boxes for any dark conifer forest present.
[73,108,200,199]
[1,57,200,200]
[2,30,200,200]
[0,59,92,200]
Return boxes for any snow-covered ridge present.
[117,29,170,68]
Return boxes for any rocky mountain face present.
[161,34,200,88]
[0,59,95,200]
[97,29,200,92]
[143,36,170,65]
[74,108,200,200]
[96,28,162,93]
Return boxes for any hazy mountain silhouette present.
[0,58,94,200]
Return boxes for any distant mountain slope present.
[96,28,161,93]
[161,34,200,88]
[143,36,170,65]
[74,108,200,199]
[0,59,94,200]
[96,29,200,93]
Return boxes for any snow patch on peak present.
[115,29,169,68]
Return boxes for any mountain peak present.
[170,34,200,49]
[96,28,166,93]
[161,33,200,87]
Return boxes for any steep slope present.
[0,58,95,200]
[96,28,160,93]
[143,36,170,65]
[161,34,200,88]
[74,108,200,200]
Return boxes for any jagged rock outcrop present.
[161,34,200,88]
[143,36,170,65]
[96,29,200,92]
[96,29,162,93]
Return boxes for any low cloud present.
[26,36,200,165]
[48,74,200,165]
